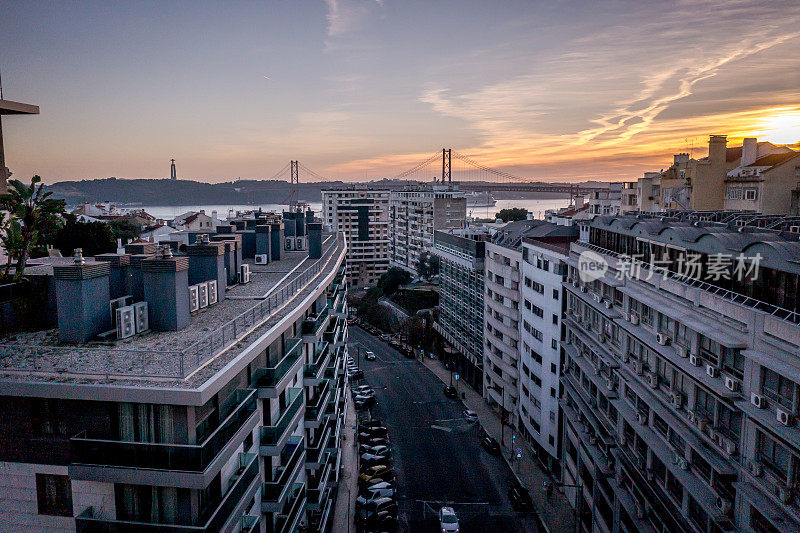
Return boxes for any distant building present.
[389,185,467,275]
[322,188,390,288]
[724,143,800,214]
[170,210,218,231]
[140,222,179,243]
[433,226,489,392]
[587,182,636,216]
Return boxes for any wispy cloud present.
[324,0,384,50]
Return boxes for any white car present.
[439,506,459,532]
[464,410,478,423]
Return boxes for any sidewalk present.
[421,356,575,533]
[331,383,359,533]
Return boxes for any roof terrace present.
[0,232,345,389]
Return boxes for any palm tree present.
[0,215,25,279]
[0,175,65,277]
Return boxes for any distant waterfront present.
[138,198,571,222]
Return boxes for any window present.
[553,288,559,300]
[552,314,558,325]
[551,339,558,350]
[762,367,797,411]
[36,474,72,516]
[31,399,68,437]
[745,188,758,201]
[757,430,791,481]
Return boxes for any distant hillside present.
[46,177,599,206]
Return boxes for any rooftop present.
[0,232,345,390]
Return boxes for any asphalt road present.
[349,326,543,533]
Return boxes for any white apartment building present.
[588,182,636,216]
[323,189,390,289]
[389,185,466,275]
[519,238,571,465]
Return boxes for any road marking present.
[430,424,453,433]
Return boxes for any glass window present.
[36,474,72,516]
[762,367,796,411]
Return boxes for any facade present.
[0,226,349,533]
[433,227,489,392]
[322,189,390,289]
[171,210,219,231]
[519,236,574,467]
[724,146,800,214]
[588,182,635,216]
[560,213,800,533]
[389,185,466,275]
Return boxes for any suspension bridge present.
[267,149,605,198]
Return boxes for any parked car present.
[356,497,398,524]
[359,465,396,486]
[464,409,478,423]
[361,478,393,491]
[359,444,390,456]
[358,510,398,532]
[401,347,415,359]
[360,436,390,447]
[365,351,376,361]
[349,370,365,380]
[359,425,388,438]
[361,453,390,466]
[443,386,458,398]
[359,419,383,428]
[354,396,376,410]
[379,334,390,341]
[481,436,502,455]
[356,487,396,507]
[509,481,534,511]
[439,506,460,532]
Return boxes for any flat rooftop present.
[0,232,344,389]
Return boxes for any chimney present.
[186,235,227,299]
[233,220,247,231]
[94,253,132,299]
[125,241,157,255]
[128,254,151,302]
[53,250,112,343]
[216,224,234,234]
[270,222,284,261]
[283,213,297,250]
[708,135,728,165]
[255,224,271,262]
[308,222,323,259]
[742,137,757,167]
[237,229,256,259]
[142,249,190,331]
[211,234,242,285]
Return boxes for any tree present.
[0,176,66,277]
[378,267,411,296]
[109,218,141,242]
[53,215,117,258]
[495,207,528,222]
[417,252,440,281]
[1,215,25,279]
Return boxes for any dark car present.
[358,510,398,532]
[360,436,390,447]
[509,482,534,511]
[481,436,502,455]
[349,370,365,381]
[443,386,458,399]
[359,425,388,437]
[361,453,391,467]
[401,347,415,358]
[354,396,376,410]
[359,419,384,429]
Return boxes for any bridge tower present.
[289,160,299,209]
[441,148,451,183]
[170,158,177,180]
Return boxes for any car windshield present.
[442,515,458,523]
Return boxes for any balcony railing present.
[252,338,303,389]
[0,233,345,379]
[71,390,257,472]
[76,452,258,533]
[260,388,303,448]
[302,307,330,337]
[305,381,332,424]
[263,437,305,504]
[274,484,306,533]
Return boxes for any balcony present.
[302,307,330,340]
[260,388,304,455]
[262,437,305,513]
[306,418,334,468]
[304,341,331,386]
[252,338,303,398]
[273,484,306,533]
[323,316,345,348]
[76,452,259,533]
[71,390,258,475]
[305,380,332,429]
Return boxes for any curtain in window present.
[119,404,136,441]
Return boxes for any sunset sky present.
[2,0,800,183]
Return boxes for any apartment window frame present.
[36,474,72,517]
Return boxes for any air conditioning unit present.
[207,279,218,305]
[593,293,601,303]
[637,412,648,425]
[594,366,601,376]
[189,285,200,312]
[115,305,135,339]
[648,372,658,388]
[285,237,294,250]
[255,254,268,265]
[239,264,250,284]
[724,376,740,392]
[572,280,579,288]
[776,407,793,426]
[716,496,732,515]
[751,393,767,409]
[706,364,719,378]
[670,391,683,409]
[689,354,701,366]
[723,437,737,456]
[295,236,304,249]
[749,461,763,477]
[606,377,615,391]
[604,300,612,309]
[676,346,688,359]
[109,295,132,325]
[580,286,588,293]
[630,315,639,325]
[677,456,689,470]
[133,301,149,333]
[656,333,669,346]
[635,360,645,375]
[198,282,209,308]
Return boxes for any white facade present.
[322,189,390,288]
[389,186,466,275]
[519,240,568,461]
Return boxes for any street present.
[349,325,543,532]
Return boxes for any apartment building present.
[389,185,466,275]
[0,222,349,533]
[484,219,576,435]
[433,227,489,392]
[560,213,800,533]
[588,182,636,216]
[519,230,576,469]
[724,142,800,215]
[322,189,390,289]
